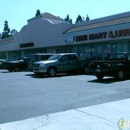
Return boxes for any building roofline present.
[64,11,130,34]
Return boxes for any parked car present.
[33,53,90,76]
[28,53,53,71]
[89,52,130,80]
[0,59,5,69]
[2,57,28,72]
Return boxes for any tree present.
[10,29,18,37]
[35,9,41,17]
[86,15,90,21]
[75,15,83,23]
[1,20,11,39]
[64,14,72,24]
[70,19,72,24]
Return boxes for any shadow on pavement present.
[88,76,130,84]
[25,72,86,78]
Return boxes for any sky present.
[0,0,130,32]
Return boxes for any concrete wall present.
[0,38,15,51]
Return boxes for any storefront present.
[63,11,130,60]
[1,12,130,61]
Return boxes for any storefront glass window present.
[111,42,122,53]
[97,45,103,60]
[128,42,130,52]
[0,52,6,59]
[103,44,111,60]
[78,46,85,58]
[78,46,97,60]
[13,51,21,60]
[56,47,72,53]
[90,46,96,60]
[84,46,90,59]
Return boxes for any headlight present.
[40,63,46,67]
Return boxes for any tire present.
[96,73,104,80]
[8,69,12,72]
[14,67,19,72]
[116,69,124,80]
[48,67,56,77]
[83,66,89,74]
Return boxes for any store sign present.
[76,35,87,41]
[74,28,130,42]
[109,28,130,38]
[89,32,107,40]
[20,42,34,48]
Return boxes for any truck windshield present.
[48,55,61,60]
[126,54,130,60]
[109,54,125,60]
[28,55,38,61]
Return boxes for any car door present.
[58,55,70,72]
[67,54,80,71]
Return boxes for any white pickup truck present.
[33,53,90,76]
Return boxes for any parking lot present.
[0,69,130,124]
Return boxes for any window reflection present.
[103,44,111,60]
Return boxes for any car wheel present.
[83,66,89,74]
[116,69,124,80]
[96,73,104,80]
[14,67,19,72]
[48,67,56,77]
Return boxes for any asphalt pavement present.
[0,98,130,130]
[0,70,130,129]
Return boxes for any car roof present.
[110,52,130,54]
[30,53,53,56]
[53,53,77,55]
[0,59,5,62]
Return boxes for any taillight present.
[108,63,111,68]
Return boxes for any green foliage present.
[10,29,18,37]
[1,20,11,39]
[86,15,90,21]
[75,14,90,23]
[35,9,41,17]
[75,15,83,23]
[64,14,72,24]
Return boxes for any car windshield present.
[109,54,126,60]
[28,55,38,61]
[126,54,130,60]
[48,55,61,60]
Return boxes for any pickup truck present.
[33,53,90,76]
[2,57,28,72]
[89,52,130,80]
[0,59,5,69]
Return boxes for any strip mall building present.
[1,11,130,61]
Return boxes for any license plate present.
[96,69,100,72]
